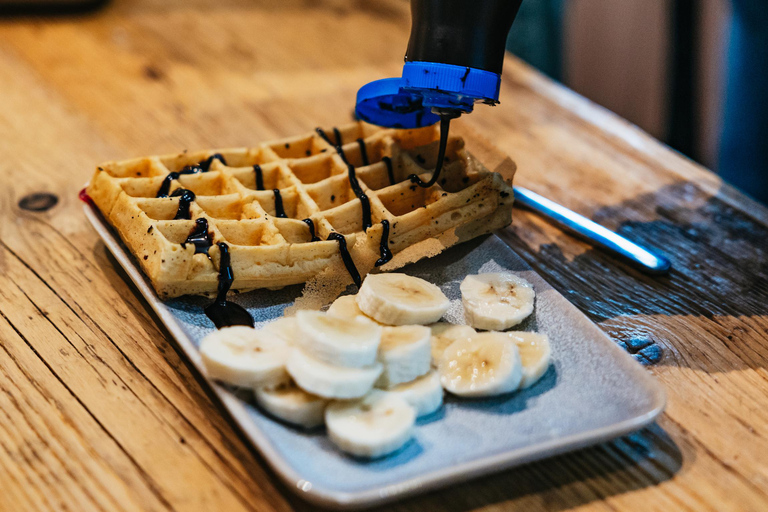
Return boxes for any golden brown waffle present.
[87,122,514,299]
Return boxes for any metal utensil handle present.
[513,186,671,275]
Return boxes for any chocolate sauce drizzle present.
[180,164,204,175]
[327,232,361,288]
[317,126,370,230]
[156,159,208,198]
[302,218,320,242]
[347,164,372,231]
[356,138,369,166]
[375,219,393,267]
[382,156,395,185]
[273,189,287,218]
[171,188,195,220]
[156,172,181,198]
[184,218,213,254]
[315,127,333,146]
[200,153,226,172]
[253,164,264,190]
[336,144,349,165]
[409,114,453,188]
[316,126,349,164]
[204,243,254,329]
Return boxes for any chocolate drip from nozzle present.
[408,110,460,188]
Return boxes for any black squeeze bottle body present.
[404,0,523,188]
[405,0,523,75]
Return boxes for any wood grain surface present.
[1,1,767,510]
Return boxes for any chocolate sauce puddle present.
[273,189,288,218]
[375,219,393,266]
[253,164,264,190]
[204,242,254,329]
[302,218,321,242]
[327,232,361,288]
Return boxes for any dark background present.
[507,0,768,205]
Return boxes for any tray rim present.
[83,200,666,510]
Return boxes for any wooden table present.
[1,1,767,510]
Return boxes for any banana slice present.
[261,316,299,345]
[429,323,477,367]
[387,370,443,418]
[460,273,535,331]
[200,326,290,388]
[438,332,522,397]
[327,295,383,324]
[295,310,382,368]
[504,332,552,389]
[254,380,329,429]
[286,348,382,399]
[357,273,450,325]
[376,325,432,388]
[325,390,416,458]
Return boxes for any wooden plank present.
[0,1,767,511]
[0,274,163,512]
[0,244,278,511]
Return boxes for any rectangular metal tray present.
[84,202,665,510]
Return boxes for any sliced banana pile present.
[198,271,551,459]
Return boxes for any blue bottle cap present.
[355,63,502,128]
[401,61,501,111]
[355,77,441,129]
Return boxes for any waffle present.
[87,121,515,299]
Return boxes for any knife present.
[512,186,671,275]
